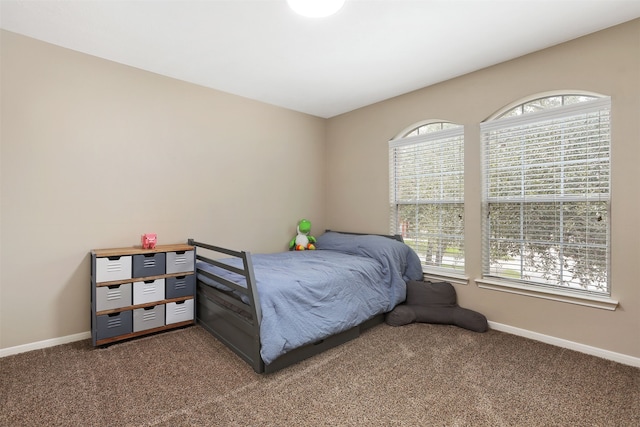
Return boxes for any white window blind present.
[389,125,464,272]
[481,97,611,295]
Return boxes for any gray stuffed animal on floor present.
[386,280,488,333]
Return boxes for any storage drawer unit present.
[132,252,166,278]
[96,311,133,340]
[96,255,132,282]
[165,275,195,299]
[133,279,165,305]
[91,243,195,346]
[96,283,132,312]
[133,304,165,332]
[166,250,195,274]
[166,299,194,324]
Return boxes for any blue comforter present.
[197,232,423,365]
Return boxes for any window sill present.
[475,278,619,311]
[422,270,469,286]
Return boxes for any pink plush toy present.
[141,233,157,249]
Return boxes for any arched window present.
[389,121,465,274]
[494,94,599,119]
[481,93,610,295]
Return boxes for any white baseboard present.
[0,331,91,358]
[489,321,640,368]
[2,326,639,368]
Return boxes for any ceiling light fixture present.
[287,0,346,18]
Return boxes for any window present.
[389,122,464,273]
[481,95,611,296]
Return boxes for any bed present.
[188,231,423,373]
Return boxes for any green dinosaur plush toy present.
[289,219,317,251]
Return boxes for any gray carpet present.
[1,324,638,426]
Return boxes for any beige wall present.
[325,19,640,358]
[0,30,326,349]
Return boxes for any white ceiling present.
[2,0,639,118]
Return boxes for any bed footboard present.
[188,239,265,373]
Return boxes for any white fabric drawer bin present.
[96,283,132,312]
[133,304,165,332]
[166,250,195,274]
[166,299,194,324]
[96,256,132,282]
[133,279,165,305]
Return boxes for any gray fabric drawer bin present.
[96,283,132,312]
[132,253,166,278]
[96,311,133,340]
[166,250,195,274]
[165,275,195,299]
[133,304,165,332]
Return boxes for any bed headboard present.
[324,230,404,243]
